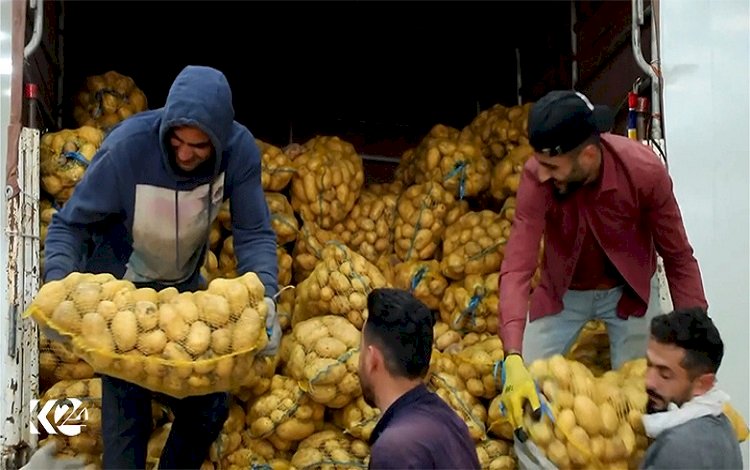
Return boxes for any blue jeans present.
[522,274,662,370]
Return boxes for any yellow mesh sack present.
[441,210,512,281]
[258,139,295,192]
[72,70,148,131]
[331,396,381,442]
[428,372,487,442]
[290,429,369,470]
[40,126,104,203]
[290,136,364,229]
[439,273,500,335]
[25,272,270,399]
[329,189,398,264]
[34,378,102,466]
[39,333,95,391]
[392,259,447,311]
[292,243,387,330]
[475,439,516,470]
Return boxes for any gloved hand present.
[21,442,86,470]
[500,354,542,439]
[259,296,282,356]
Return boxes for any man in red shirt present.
[498,90,708,435]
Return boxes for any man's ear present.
[692,372,716,397]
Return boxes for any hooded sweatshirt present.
[44,66,278,296]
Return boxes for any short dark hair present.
[650,307,724,376]
[364,288,434,379]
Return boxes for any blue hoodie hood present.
[159,65,235,179]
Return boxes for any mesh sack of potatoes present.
[612,358,749,444]
[428,372,488,442]
[329,189,398,264]
[486,395,515,442]
[259,139,295,192]
[283,315,362,409]
[232,354,281,403]
[278,245,293,287]
[276,286,295,332]
[476,439,516,470]
[290,428,370,470]
[464,103,531,161]
[292,243,387,329]
[433,321,463,352]
[365,180,404,198]
[490,143,534,203]
[208,219,224,251]
[393,148,418,186]
[393,181,468,262]
[331,396,381,442]
[26,272,270,399]
[290,136,365,229]
[201,249,221,284]
[146,423,171,470]
[441,210,512,281]
[208,400,246,466]
[245,374,326,452]
[73,70,148,130]
[267,192,300,245]
[412,124,491,199]
[35,378,103,466]
[224,433,294,470]
[39,332,95,391]
[439,273,500,335]
[218,236,237,276]
[429,348,459,378]
[292,220,341,283]
[40,126,104,203]
[450,335,504,400]
[391,259,447,310]
[520,355,649,469]
[565,320,612,377]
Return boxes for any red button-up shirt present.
[498,133,707,353]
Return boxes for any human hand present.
[500,354,542,440]
[258,296,281,356]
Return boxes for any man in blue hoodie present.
[43,65,280,469]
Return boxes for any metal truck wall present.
[660,0,750,465]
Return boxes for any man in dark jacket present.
[43,65,280,469]
[641,307,742,469]
[359,288,480,470]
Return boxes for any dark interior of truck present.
[26,1,650,168]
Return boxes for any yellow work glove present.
[500,354,542,440]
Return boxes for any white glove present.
[259,296,282,356]
[21,442,86,470]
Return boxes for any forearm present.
[43,221,90,282]
[499,273,531,354]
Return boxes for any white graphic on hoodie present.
[126,173,225,283]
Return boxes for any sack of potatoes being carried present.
[25,272,272,399]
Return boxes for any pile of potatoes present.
[245,374,326,452]
[464,103,531,162]
[392,259,448,310]
[283,315,362,409]
[292,244,387,329]
[566,320,612,377]
[490,144,535,203]
[290,428,369,469]
[451,335,505,400]
[291,221,340,283]
[393,182,467,262]
[332,396,380,442]
[40,126,104,203]
[28,272,270,399]
[39,332,95,389]
[439,273,500,335]
[208,401,246,465]
[290,136,364,229]
[412,124,491,199]
[441,210,512,280]
[72,71,148,130]
[258,139,295,192]
[330,190,398,264]
[36,378,103,467]
[475,439,516,470]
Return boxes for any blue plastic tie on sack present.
[63,151,90,167]
[444,161,468,200]
[410,265,428,292]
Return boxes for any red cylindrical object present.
[628,92,638,109]
[24,83,39,99]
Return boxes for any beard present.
[552,180,585,200]
[646,387,692,414]
[360,373,377,409]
